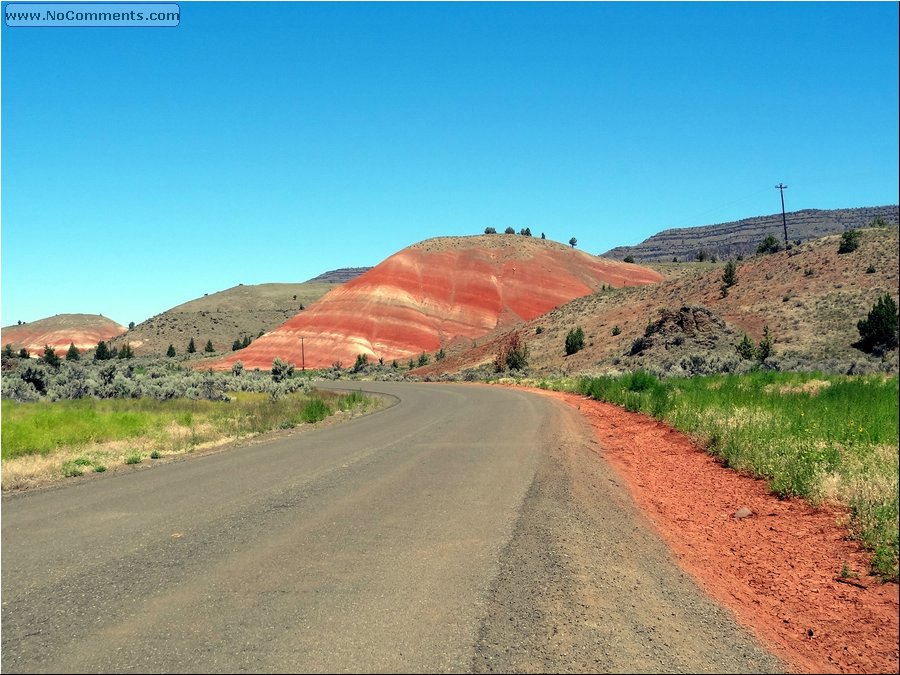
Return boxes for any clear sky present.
[2,1,898,327]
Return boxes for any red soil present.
[0,314,127,357]
[529,387,899,674]
[211,236,662,371]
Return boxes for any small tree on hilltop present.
[569,237,577,248]
[504,226,516,235]
[838,229,861,254]
[757,235,781,255]
[484,227,497,234]
[857,294,899,353]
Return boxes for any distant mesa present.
[304,267,372,284]
[604,205,899,263]
[211,235,663,371]
[1,314,127,357]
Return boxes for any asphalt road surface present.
[1,381,785,673]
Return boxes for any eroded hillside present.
[423,226,899,377]
[209,235,664,371]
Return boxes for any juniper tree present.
[857,294,899,353]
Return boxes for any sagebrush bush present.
[1,357,308,402]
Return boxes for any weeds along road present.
[1,381,784,674]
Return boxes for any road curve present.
[1,382,783,673]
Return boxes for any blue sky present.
[2,2,898,327]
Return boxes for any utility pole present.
[775,183,788,246]
[300,336,305,371]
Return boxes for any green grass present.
[1,389,374,462]
[1,398,171,460]
[566,371,899,581]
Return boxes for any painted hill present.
[604,205,898,263]
[1,314,127,357]
[210,235,664,371]
[422,225,899,377]
[110,282,342,357]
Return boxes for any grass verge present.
[536,371,898,581]
[1,388,377,490]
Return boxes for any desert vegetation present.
[1,355,376,490]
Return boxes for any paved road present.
[1,382,784,673]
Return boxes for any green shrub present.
[42,345,61,368]
[736,334,756,360]
[564,327,585,356]
[353,353,369,373]
[125,453,141,465]
[722,260,737,288]
[495,332,528,372]
[756,235,781,255]
[612,325,621,336]
[838,229,861,254]
[857,294,899,353]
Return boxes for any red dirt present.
[528,387,899,674]
[0,314,127,356]
[210,236,662,371]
